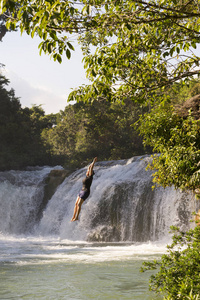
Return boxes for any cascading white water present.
[37,156,198,242]
[0,166,62,235]
[0,156,198,241]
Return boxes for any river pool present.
[0,236,165,300]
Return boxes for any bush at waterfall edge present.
[141,225,200,299]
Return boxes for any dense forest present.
[0,69,150,170]
[0,72,55,170]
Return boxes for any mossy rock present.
[176,94,200,120]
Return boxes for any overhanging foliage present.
[1,0,200,102]
[138,100,200,195]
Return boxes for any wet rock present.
[43,169,71,204]
[37,169,72,220]
[87,225,121,242]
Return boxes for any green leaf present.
[43,32,47,40]
[48,42,53,53]
[91,69,96,77]
[66,48,71,59]
[191,41,197,49]
[53,53,57,61]
[57,54,62,63]
[67,42,74,51]
[126,23,132,30]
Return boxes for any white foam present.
[0,234,168,265]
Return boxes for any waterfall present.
[0,156,198,242]
[0,166,63,235]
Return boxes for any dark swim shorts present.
[78,189,90,201]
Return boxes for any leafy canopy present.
[1,0,200,102]
[41,99,147,168]
[138,101,200,195]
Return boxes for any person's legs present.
[71,196,84,221]
[74,197,84,221]
[71,196,80,221]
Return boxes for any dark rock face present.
[44,170,71,196]
[176,94,200,120]
[36,169,72,222]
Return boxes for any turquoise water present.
[0,236,164,300]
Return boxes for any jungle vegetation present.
[0,69,150,170]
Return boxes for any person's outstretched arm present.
[87,157,97,176]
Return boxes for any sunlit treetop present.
[1,0,200,102]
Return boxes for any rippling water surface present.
[0,235,165,300]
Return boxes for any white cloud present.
[0,31,89,114]
[3,68,69,114]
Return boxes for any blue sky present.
[0,30,88,114]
